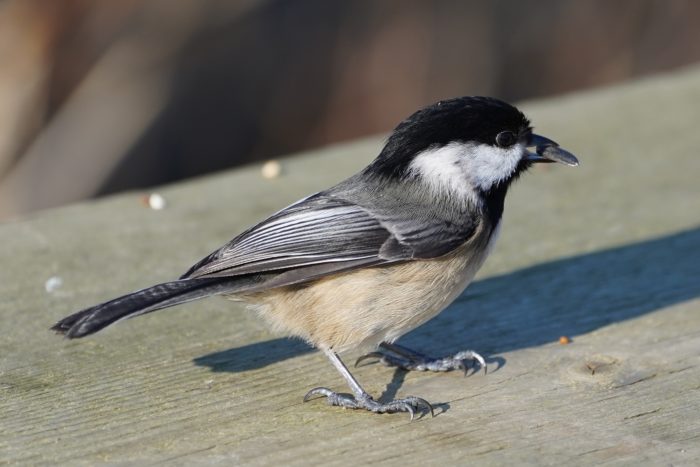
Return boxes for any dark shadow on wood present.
[402,225,700,358]
[194,226,700,376]
[378,368,406,403]
[193,337,313,373]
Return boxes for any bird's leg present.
[356,341,487,375]
[303,348,434,420]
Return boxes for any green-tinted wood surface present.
[1,66,700,466]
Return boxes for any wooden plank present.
[1,65,700,465]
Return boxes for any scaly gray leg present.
[356,342,487,375]
[303,348,434,420]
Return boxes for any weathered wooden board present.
[1,65,699,465]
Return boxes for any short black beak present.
[525,134,579,167]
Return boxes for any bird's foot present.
[303,387,434,420]
[356,342,487,375]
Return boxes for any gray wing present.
[181,189,479,288]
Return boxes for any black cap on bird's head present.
[366,96,578,184]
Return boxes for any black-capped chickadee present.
[52,96,578,419]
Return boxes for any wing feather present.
[181,195,394,279]
[181,182,482,289]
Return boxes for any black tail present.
[51,278,235,338]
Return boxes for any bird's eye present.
[495,131,517,148]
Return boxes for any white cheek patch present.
[466,142,524,191]
[407,143,475,200]
[408,141,524,197]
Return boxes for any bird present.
[52,96,578,419]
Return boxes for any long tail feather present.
[51,278,234,338]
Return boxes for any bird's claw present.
[303,387,434,420]
[354,352,385,367]
[356,346,487,375]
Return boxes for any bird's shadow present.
[194,226,700,399]
[193,336,314,373]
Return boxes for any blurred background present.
[1,0,699,220]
